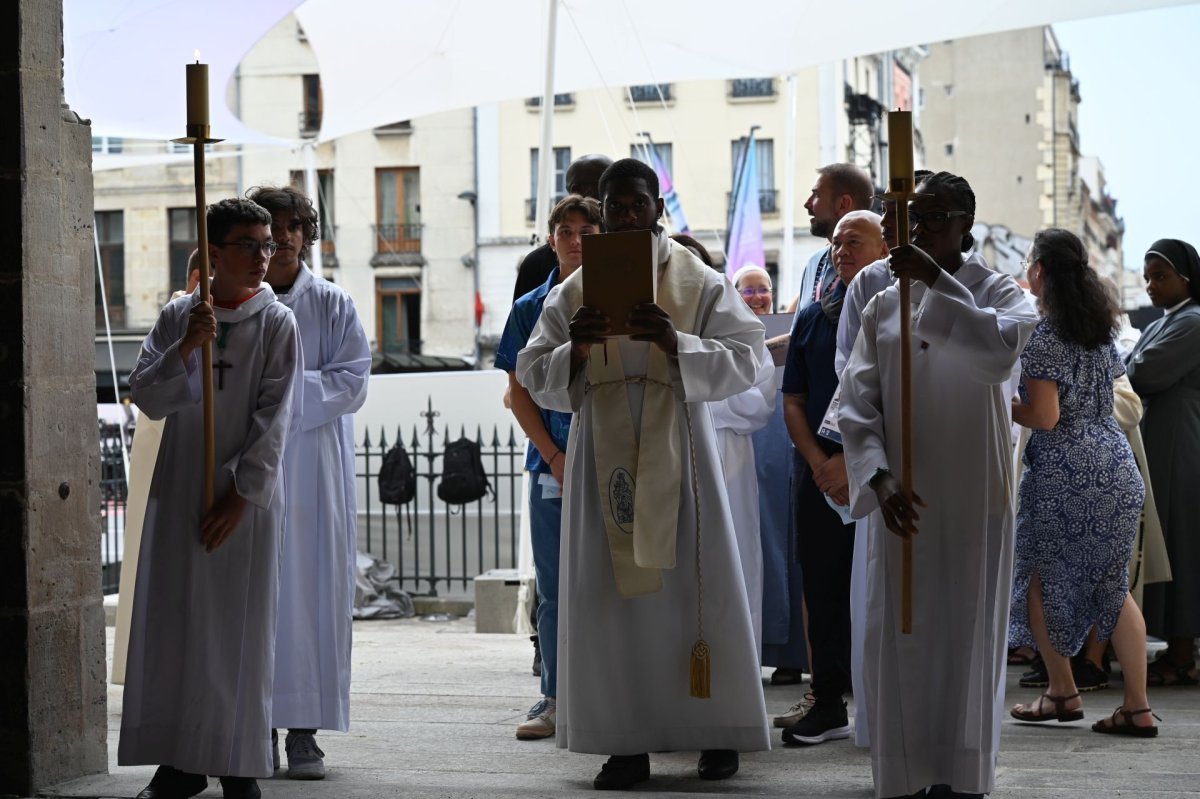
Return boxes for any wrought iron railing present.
[372,223,423,253]
[730,78,775,98]
[99,421,130,595]
[726,188,780,214]
[97,397,524,597]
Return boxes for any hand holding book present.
[627,302,678,356]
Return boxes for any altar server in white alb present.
[517,159,771,792]
[120,198,301,799]
[709,265,776,653]
[838,172,1038,799]
[247,185,372,780]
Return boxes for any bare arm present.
[1012,377,1060,430]
[508,372,565,483]
[784,393,827,471]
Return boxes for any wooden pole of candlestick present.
[175,59,224,508]
[886,110,916,634]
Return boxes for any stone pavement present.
[43,617,1200,799]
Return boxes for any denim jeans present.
[528,475,563,697]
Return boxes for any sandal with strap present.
[1145,656,1198,687]
[1092,706,1161,738]
[1010,693,1084,723]
[1007,646,1036,667]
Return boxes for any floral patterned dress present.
[1010,319,1146,655]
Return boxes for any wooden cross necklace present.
[213,322,233,390]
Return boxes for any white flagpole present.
[781,72,798,306]
[533,0,559,244]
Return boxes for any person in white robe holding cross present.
[119,198,301,799]
[517,158,771,791]
[838,172,1037,799]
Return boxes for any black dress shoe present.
[135,765,208,799]
[219,776,262,799]
[697,749,739,780]
[593,754,650,791]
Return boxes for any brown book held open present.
[581,229,657,337]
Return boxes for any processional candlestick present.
[886,110,916,634]
[174,57,225,509]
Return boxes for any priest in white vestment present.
[517,159,770,791]
[838,173,1037,799]
[249,186,372,779]
[119,199,301,799]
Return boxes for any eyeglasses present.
[740,286,773,298]
[908,210,969,232]
[214,240,279,256]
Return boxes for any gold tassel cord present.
[690,639,711,699]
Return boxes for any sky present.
[1054,3,1200,274]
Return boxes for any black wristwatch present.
[868,467,892,488]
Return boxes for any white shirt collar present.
[1165,297,1193,317]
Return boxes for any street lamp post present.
[458,189,480,367]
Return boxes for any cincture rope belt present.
[585,375,711,698]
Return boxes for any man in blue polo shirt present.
[495,194,602,740]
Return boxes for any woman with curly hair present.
[1009,228,1157,737]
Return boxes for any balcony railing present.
[726,188,779,215]
[373,223,423,253]
[628,84,672,103]
[375,120,413,136]
[526,195,567,222]
[299,109,322,137]
[526,93,574,108]
[730,78,776,99]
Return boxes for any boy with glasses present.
[119,198,302,799]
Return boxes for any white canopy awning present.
[66,0,1197,145]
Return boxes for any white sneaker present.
[773,692,816,728]
[284,731,326,780]
[516,697,556,740]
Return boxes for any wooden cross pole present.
[886,110,916,634]
[175,59,224,509]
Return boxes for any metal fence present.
[356,397,525,597]
[97,397,526,598]
[99,421,130,595]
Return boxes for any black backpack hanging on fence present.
[378,441,417,505]
[437,437,492,505]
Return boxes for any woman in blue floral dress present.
[1009,228,1158,736]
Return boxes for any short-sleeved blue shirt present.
[781,292,844,456]
[495,267,572,474]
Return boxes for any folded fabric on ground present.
[353,552,416,620]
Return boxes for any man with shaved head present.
[779,209,885,746]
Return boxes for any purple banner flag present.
[726,130,765,280]
[649,145,691,235]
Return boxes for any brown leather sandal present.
[1092,706,1161,738]
[1010,692,1084,723]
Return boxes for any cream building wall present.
[93,152,238,328]
[93,25,929,363]
[237,15,477,359]
[920,27,1127,288]
[475,61,914,346]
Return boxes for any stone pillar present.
[0,0,108,794]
